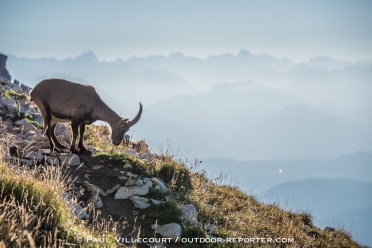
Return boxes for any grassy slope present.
[0,124,366,247]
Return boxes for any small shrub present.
[152,201,182,224]
[181,222,207,239]
[157,161,192,191]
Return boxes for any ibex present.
[30,78,142,154]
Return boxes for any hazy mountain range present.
[4,50,372,244]
[5,50,372,160]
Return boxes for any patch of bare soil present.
[68,152,175,248]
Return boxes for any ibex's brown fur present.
[31,78,142,154]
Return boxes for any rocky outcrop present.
[0,54,11,81]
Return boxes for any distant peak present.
[168,52,186,59]
[238,49,252,57]
[76,51,98,61]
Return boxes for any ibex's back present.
[31,79,100,122]
[31,78,143,154]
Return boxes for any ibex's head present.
[112,103,143,146]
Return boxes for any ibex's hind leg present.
[77,123,89,153]
[69,119,80,154]
[39,108,57,153]
[50,122,68,150]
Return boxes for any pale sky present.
[1,0,371,62]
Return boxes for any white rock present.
[83,181,108,196]
[125,178,137,186]
[87,195,104,208]
[0,95,15,105]
[19,158,33,166]
[106,184,121,194]
[151,243,165,248]
[150,199,164,205]
[154,185,161,191]
[92,165,104,170]
[135,179,144,186]
[44,155,60,165]
[63,193,88,219]
[126,172,138,177]
[22,150,43,162]
[123,162,132,169]
[27,134,48,142]
[7,104,18,113]
[151,224,160,229]
[145,181,153,188]
[58,153,80,166]
[14,119,27,126]
[114,185,150,199]
[21,121,37,133]
[181,204,199,225]
[143,178,151,183]
[119,170,126,175]
[151,178,168,193]
[155,223,182,241]
[54,124,70,140]
[130,195,149,203]
[130,196,151,209]
[118,176,128,180]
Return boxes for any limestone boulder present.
[58,153,80,166]
[155,223,182,241]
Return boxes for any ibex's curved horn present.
[129,102,143,127]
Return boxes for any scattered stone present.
[58,153,80,166]
[84,174,90,180]
[126,171,138,177]
[151,243,165,248]
[49,151,58,157]
[151,224,160,229]
[151,178,168,193]
[20,121,37,133]
[87,195,104,208]
[75,186,85,197]
[83,181,108,196]
[106,184,121,194]
[154,185,161,191]
[135,179,144,186]
[118,176,128,180]
[119,170,126,175]
[123,162,132,169]
[133,211,140,215]
[92,165,104,170]
[143,178,151,183]
[19,158,33,166]
[63,193,88,219]
[44,155,60,165]
[155,223,182,241]
[114,185,150,199]
[165,196,171,202]
[22,150,43,162]
[125,178,137,186]
[130,196,151,209]
[150,199,164,205]
[181,204,199,225]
